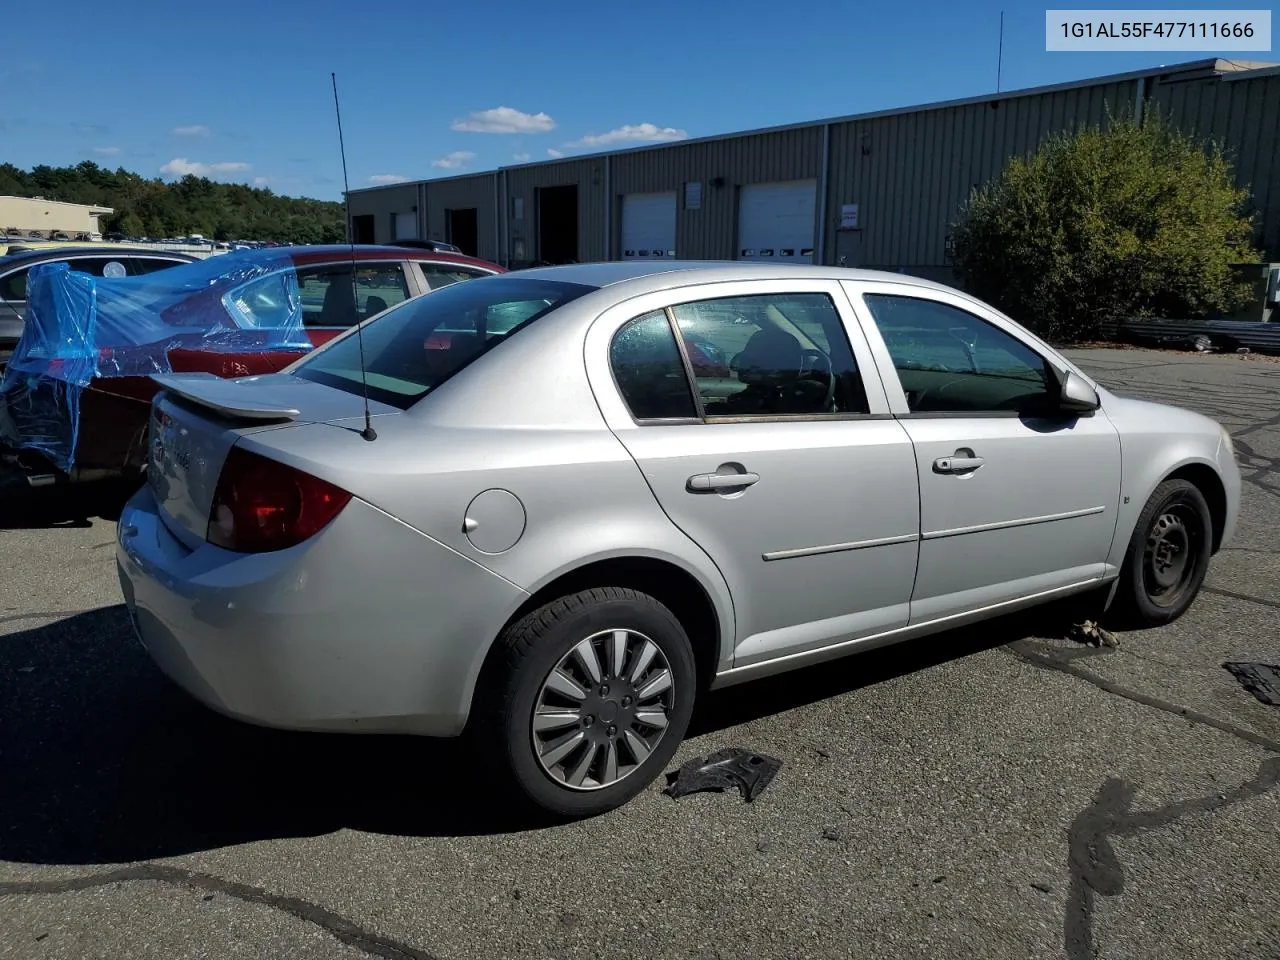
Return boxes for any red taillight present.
[207,447,352,553]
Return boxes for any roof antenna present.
[331,71,377,442]
[996,10,1005,93]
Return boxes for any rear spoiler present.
[152,373,301,421]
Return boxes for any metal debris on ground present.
[1222,662,1280,707]
[1070,620,1120,648]
[663,748,782,803]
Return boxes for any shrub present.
[949,110,1261,342]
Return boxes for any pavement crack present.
[1203,585,1280,612]
[1006,641,1280,754]
[0,864,440,960]
[1064,757,1280,960]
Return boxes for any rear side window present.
[609,312,698,420]
[420,263,490,290]
[292,276,594,410]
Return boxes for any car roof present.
[282,244,501,271]
[502,260,960,295]
[0,246,199,267]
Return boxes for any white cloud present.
[159,157,250,177]
[173,124,211,137]
[547,148,564,158]
[451,106,555,134]
[569,123,689,147]
[367,173,409,185]
[93,146,120,156]
[432,151,476,170]
[253,176,270,186]
[512,152,531,162]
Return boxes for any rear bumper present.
[116,485,528,736]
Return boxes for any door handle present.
[687,471,760,492]
[934,455,985,474]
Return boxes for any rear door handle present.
[687,472,760,492]
[934,455,985,474]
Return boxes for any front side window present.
[670,293,870,417]
[130,257,191,275]
[296,263,411,327]
[860,294,1054,414]
[292,277,593,409]
[0,268,28,301]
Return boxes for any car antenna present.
[331,71,377,442]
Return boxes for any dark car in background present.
[1,244,504,493]
[0,246,199,364]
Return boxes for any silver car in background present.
[116,262,1241,817]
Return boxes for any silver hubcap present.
[531,628,675,791]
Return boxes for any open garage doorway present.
[537,185,578,264]
[446,208,479,257]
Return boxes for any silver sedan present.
[116,262,1241,817]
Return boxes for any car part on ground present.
[114,261,1242,818]
[664,748,783,803]
[1222,662,1280,707]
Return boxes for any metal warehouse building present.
[348,58,1280,278]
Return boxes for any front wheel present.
[475,587,696,818]
[1113,479,1214,627]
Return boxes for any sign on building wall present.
[839,203,860,229]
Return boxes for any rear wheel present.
[476,587,696,818]
[1113,479,1213,626]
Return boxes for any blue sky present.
[0,0,1271,200]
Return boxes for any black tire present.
[473,587,696,818]
[1112,479,1213,627]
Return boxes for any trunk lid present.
[146,372,399,549]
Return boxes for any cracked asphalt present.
[1,348,1278,960]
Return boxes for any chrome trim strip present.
[762,532,919,562]
[922,505,1106,541]
[711,576,1108,688]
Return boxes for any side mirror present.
[1059,370,1101,413]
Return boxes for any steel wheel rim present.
[1142,503,1201,605]
[531,628,675,792]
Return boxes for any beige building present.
[0,196,114,238]
[348,58,1280,276]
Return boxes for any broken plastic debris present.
[663,747,781,803]
[1222,662,1280,707]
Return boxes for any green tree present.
[0,161,346,246]
[949,110,1261,342]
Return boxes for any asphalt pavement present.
[1,348,1278,960]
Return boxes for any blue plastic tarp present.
[0,249,312,473]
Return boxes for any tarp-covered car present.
[0,245,503,488]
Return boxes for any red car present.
[2,245,504,489]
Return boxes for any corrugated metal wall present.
[1151,71,1280,259]
[424,173,499,262]
[608,128,823,259]
[346,64,1280,268]
[347,184,419,243]
[825,80,1135,271]
[502,158,607,264]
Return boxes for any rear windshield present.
[290,276,594,409]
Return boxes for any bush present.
[949,111,1261,342]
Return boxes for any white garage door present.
[737,180,817,264]
[393,212,418,240]
[621,192,676,260]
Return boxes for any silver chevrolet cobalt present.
[117,262,1241,816]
